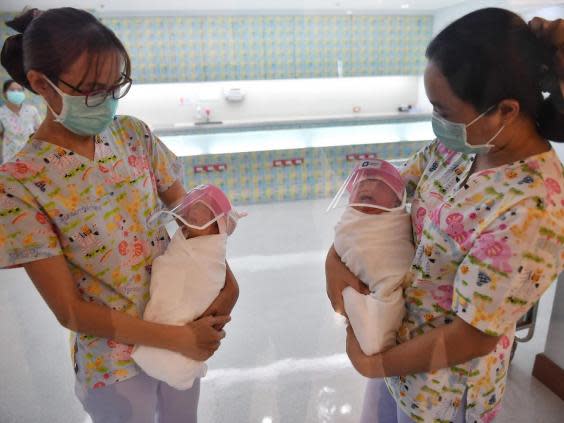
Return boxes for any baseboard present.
[532,353,564,400]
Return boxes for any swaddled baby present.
[131,184,244,390]
[331,160,415,355]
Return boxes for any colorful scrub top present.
[386,140,564,423]
[0,103,42,163]
[0,115,183,389]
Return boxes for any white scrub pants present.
[75,371,200,423]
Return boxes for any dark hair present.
[2,79,16,94]
[426,8,564,142]
[1,7,131,93]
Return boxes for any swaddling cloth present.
[334,207,414,355]
[131,228,227,390]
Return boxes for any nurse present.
[0,79,41,162]
[0,7,238,423]
[325,9,564,423]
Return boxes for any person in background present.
[326,9,564,423]
[0,79,41,162]
[0,7,238,423]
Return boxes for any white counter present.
[160,119,433,157]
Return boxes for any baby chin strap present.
[347,191,407,213]
[148,210,222,231]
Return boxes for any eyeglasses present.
[57,73,133,107]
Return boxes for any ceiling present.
[2,0,561,14]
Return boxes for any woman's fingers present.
[529,17,564,46]
[346,275,371,295]
[202,314,231,329]
[530,17,564,79]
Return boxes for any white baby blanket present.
[334,207,414,355]
[131,228,227,390]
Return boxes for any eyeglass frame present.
[56,73,133,107]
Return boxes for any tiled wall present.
[0,10,430,206]
[181,140,428,205]
[0,13,432,84]
[101,15,432,83]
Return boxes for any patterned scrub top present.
[0,115,183,389]
[386,139,564,423]
[0,104,42,163]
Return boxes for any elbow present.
[353,360,381,379]
[355,363,377,378]
[475,333,501,357]
[348,352,381,378]
[464,326,500,358]
[453,317,501,360]
[55,299,82,331]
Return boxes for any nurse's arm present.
[159,179,187,208]
[346,315,500,378]
[24,255,229,361]
[325,245,373,317]
[201,262,239,329]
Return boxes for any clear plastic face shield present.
[148,184,246,236]
[327,160,406,213]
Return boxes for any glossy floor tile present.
[0,199,562,423]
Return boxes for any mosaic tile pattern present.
[180,140,429,205]
[99,15,432,83]
[0,12,431,84]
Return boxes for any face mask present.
[44,77,118,136]
[6,90,25,106]
[432,106,505,155]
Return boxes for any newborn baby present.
[331,160,415,355]
[131,184,244,390]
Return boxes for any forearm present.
[159,179,187,208]
[350,317,499,378]
[25,256,183,352]
[63,299,182,352]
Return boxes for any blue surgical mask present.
[6,90,25,106]
[44,77,118,136]
[432,106,505,155]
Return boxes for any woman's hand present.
[529,17,564,81]
[325,245,369,317]
[177,315,230,361]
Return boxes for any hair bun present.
[0,34,31,91]
[6,8,42,34]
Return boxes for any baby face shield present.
[327,159,406,213]
[149,184,245,235]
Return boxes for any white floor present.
[0,198,562,423]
